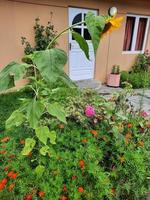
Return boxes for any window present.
[123,14,150,53]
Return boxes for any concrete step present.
[75,79,102,90]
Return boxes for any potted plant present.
[107,65,120,87]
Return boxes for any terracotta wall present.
[0,0,150,82]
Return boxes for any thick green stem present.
[47,21,84,49]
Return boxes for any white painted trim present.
[123,14,150,54]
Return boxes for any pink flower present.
[85,105,95,117]
[140,111,149,117]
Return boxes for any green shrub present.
[120,71,150,88]
[21,16,57,55]
[132,50,150,73]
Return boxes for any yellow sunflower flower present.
[102,16,124,36]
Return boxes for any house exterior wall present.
[0,0,150,83]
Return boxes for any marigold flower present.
[90,130,98,137]
[146,123,150,128]
[110,188,116,195]
[79,160,85,169]
[20,140,25,145]
[39,191,45,198]
[127,123,133,128]
[7,171,18,179]
[138,140,144,147]
[1,137,10,143]
[0,150,7,155]
[1,178,8,185]
[7,171,14,178]
[78,186,84,193]
[8,183,15,191]
[102,16,124,36]
[72,175,77,180]
[60,195,67,200]
[4,166,10,172]
[58,124,65,129]
[0,183,5,190]
[63,185,67,191]
[125,133,132,144]
[9,154,15,159]
[82,139,88,143]
[85,105,95,117]
[26,193,32,200]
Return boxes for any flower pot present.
[107,74,120,87]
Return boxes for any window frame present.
[122,14,150,54]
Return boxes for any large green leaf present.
[35,126,57,145]
[26,99,45,129]
[31,48,67,83]
[35,126,49,145]
[85,12,105,56]
[72,31,89,60]
[5,110,25,130]
[39,145,49,156]
[0,61,27,92]
[47,102,67,124]
[21,138,36,155]
[49,131,56,145]
[35,165,45,177]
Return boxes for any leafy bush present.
[0,87,150,200]
[21,16,57,55]
[132,50,150,73]
[120,71,150,88]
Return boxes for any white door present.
[69,7,97,81]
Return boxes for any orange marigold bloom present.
[4,166,10,172]
[20,140,25,145]
[11,173,18,180]
[90,130,98,137]
[58,124,65,129]
[1,137,10,143]
[138,140,144,147]
[82,139,88,143]
[60,195,67,200]
[63,185,67,191]
[125,133,132,144]
[78,186,84,193]
[1,178,8,185]
[0,183,5,190]
[146,123,150,128]
[127,123,133,128]
[110,188,116,195]
[72,175,77,180]
[7,171,14,178]
[8,183,15,191]
[79,160,85,169]
[39,191,45,198]
[7,171,18,179]
[0,150,7,155]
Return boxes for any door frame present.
[68,7,98,81]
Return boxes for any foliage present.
[132,50,150,73]
[111,65,120,74]
[0,87,149,199]
[120,71,150,88]
[21,17,57,55]
[1,10,148,200]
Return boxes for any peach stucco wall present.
[0,0,150,83]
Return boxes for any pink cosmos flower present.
[140,111,149,117]
[85,105,95,117]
